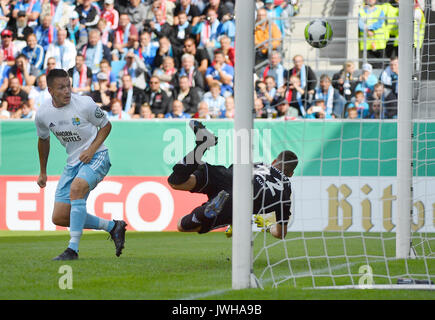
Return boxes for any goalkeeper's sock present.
[68,199,87,253]
[84,214,115,232]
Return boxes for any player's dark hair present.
[275,150,298,177]
[47,69,69,88]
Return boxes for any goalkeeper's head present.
[272,150,298,177]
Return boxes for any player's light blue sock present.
[68,199,87,253]
[84,214,115,232]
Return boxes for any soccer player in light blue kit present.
[35,69,127,261]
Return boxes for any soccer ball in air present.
[304,19,333,48]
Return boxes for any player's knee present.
[70,178,89,200]
[52,213,69,227]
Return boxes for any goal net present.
[248,0,435,290]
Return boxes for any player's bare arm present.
[37,136,50,188]
[79,121,112,164]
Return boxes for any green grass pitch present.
[0,230,434,300]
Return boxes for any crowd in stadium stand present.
[0,0,421,120]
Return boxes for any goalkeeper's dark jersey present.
[252,162,292,224]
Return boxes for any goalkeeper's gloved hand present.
[254,214,272,232]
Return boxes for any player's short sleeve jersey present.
[252,162,292,224]
[35,93,109,166]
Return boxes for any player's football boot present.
[109,220,127,257]
[225,225,233,238]
[189,120,218,149]
[205,190,229,220]
[52,248,78,261]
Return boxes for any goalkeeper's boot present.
[52,248,78,261]
[189,120,218,149]
[225,225,232,238]
[109,220,127,257]
[205,190,230,221]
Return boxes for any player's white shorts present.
[55,150,111,204]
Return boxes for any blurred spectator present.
[28,73,50,112]
[346,107,359,119]
[217,12,235,44]
[44,57,57,75]
[21,33,44,71]
[119,49,148,90]
[97,18,114,49]
[219,35,234,67]
[358,0,387,69]
[101,0,119,31]
[164,99,191,118]
[193,100,211,119]
[204,0,232,21]
[314,74,347,118]
[202,80,225,118]
[18,100,34,119]
[205,48,234,97]
[12,10,34,41]
[332,60,358,102]
[79,28,112,76]
[220,95,234,118]
[0,108,10,119]
[169,11,194,53]
[260,50,284,88]
[274,97,298,120]
[254,7,281,65]
[381,0,399,59]
[281,74,307,117]
[134,30,158,77]
[12,0,41,28]
[34,15,56,52]
[68,53,92,95]
[173,0,202,27]
[153,36,181,70]
[136,103,155,119]
[143,75,172,118]
[346,90,369,118]
[44,28,76,71]
[144,0,176,27]
[76,0,100,29]
[153,55,177,97]
[40,0,70,29]
[279,0,299,36]
[107,98,131,119]
[66,10,88,48]
[175,74,200,114]
[306,99,333,119]
[367,98,384,119]
[1,29,19,66]
[379,55,398,96]
[125,0,149,34]
[182,37,210,75]
[113,13,139,60]
[355,63,378,99]
[146,8,172,40]
[93,58,117,92]
[368,82,397,118]
[284,54,317,99]
[196,7,221,61]
[1,77,31,117]
[0,50,10,97]
[9,53,38,93]
[256,76,276,109]
[253,97,267,119]
[0,0,11,34]
[117,73,146,115]
[175,52,205,95]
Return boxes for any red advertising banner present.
[0,176,208,231]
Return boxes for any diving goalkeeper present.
[167,120,298,239]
